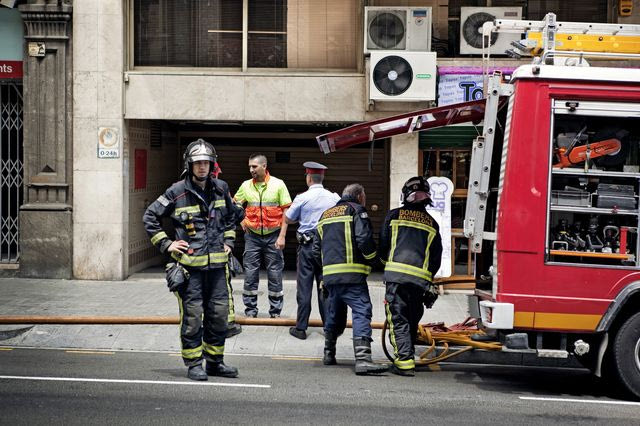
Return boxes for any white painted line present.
[0,375,270,389]
[519,396,640,406]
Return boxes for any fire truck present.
[316,13,640,399]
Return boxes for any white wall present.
[389,133,419,209]
[72,0,127,279]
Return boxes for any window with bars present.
[133,0,358,70]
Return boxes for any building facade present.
[1,0,635,281]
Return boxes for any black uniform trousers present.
[295,242,326,330]
[175,267,228,367]
[384,282,425,368]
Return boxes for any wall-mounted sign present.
[426,176,454,278]
[0,60,21,78]
[98,127,120,158]
[437,66,516,107]
[28,42,45,57]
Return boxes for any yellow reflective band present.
[150,231,168,245]
[226,265,235,323]
[209,252,228,264]
[394,358,415,369]
[214,199,226,208]
[345,222,353,264]
[380,259,387,265]
[423,228,436,270]
[363,251,377,260]
[385,304,399,359]
[224,230,236,239]
[385,261,432,281]
[174,205,201,215]
[203,342,224,356]
[181,345,203,359]
[323,263,371,276]
[318,215,352,227]
[172,252,209,267]
[391,219,436,234]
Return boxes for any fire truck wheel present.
[612,311,640,399]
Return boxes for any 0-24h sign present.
[98,127,119,158]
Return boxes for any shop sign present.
[426,177,454,278]
[0,60,22,78]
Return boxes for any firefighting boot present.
[323,331,338,365]
[390,364,415,377]
[227,322,243,338]
[353,337,389,375]
[206,360,239,378]
[187,364,208,381]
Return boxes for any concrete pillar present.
[18,0,73,278]
[389,133,419,209]
[71,0,127,279]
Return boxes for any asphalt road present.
[0,347,638,425]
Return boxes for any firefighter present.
[379,176,443,377]
[210,161,244,338]
[285,161,346,340]
[312,183,389,375]
[143,139,239,381]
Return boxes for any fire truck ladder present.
[463,73,511,253]
[482,12,640,68]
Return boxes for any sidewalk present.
[0,270,470,361]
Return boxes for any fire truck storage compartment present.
[547,102,640,266]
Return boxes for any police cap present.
[303,161,328,175]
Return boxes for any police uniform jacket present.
[143,176,237,269]
[379,203,443,290]
[312,196,377,286]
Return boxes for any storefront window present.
[133,0,358,70]
[422,148,474,276]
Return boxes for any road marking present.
[0,375,271,389]
[519,396,640,406]
[66,350,115,355]
[0,348,12,351]
[271,356,321,361]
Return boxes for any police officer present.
[285,162,344,340]
[312,184,388,375]
[379,176,443,377]
[143,139,239,381]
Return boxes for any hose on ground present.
[382,317,503,366]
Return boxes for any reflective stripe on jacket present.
[143,177,237,269]
[379,204,443,290]
[233,173,291,236]
[312,197,377,286]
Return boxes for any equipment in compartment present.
[551,186,590,207]
[595,183,637,209]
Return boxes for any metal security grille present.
[0,82,23,263]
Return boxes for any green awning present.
[419,126,482,149]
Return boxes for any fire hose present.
[381,317,503,366]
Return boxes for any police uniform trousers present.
[384,282,425,368]
[324,284,371,339]
[242,231,284,316]
[175,267,229,367]
[295,242,326,330]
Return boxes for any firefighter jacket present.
[312,196,377,286]
[143,176,238,269]
[379,203,443,290]
[233,172,292,236]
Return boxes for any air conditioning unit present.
[369,51,436,102]
[460,7,522,55]
[364,7,432,54]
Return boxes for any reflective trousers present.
[175,267,228,367]
[242,231,284,316]
[324,284,370,339]
[295,242,326,330]
[384,282,425,371]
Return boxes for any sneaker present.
[187,365,208,381]
[270,313,281,319]
[289,327,307,340]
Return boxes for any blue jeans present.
[324,283,373,340]
[242,231,284,316]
